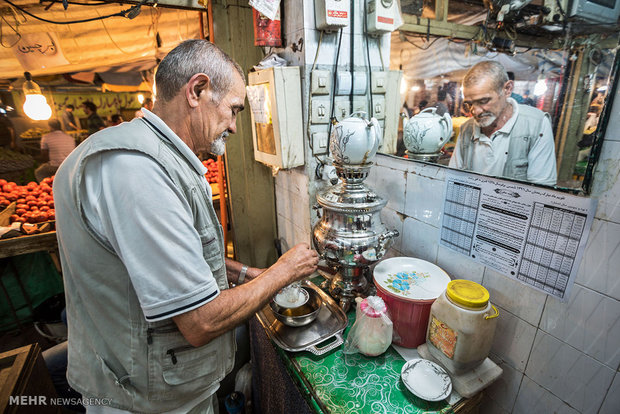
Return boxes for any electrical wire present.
[326,28,344,160]
[1,0,148,25]
[96,7,133,55]
[364,0,373,118]
[307,30,324,153]
[0,5,23,48]
[41,0,108,6]
[402,33,442,50]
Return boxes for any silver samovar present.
[312,113,399,311]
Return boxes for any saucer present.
[401,358,452,401]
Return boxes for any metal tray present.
[256,280,348,355]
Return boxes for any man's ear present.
[186,73,211,108]
[504,80,514,96]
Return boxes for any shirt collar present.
[497,97,519,135]
[141,109,207,176]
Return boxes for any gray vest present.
[458,104,550,182]
[54,118,235,413]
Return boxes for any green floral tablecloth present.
[285,313,454,414]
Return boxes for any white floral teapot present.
[330,112,382,165]
[402,107,452,155]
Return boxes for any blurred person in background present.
[35,118,76,182]
[135,97,154,118]
[109,114,124,126]
[81,101,105,135]
[0,104,15,149]
[434,89,450,116]
[61,104,78,131]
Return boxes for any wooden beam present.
[212,1,279,268]
[400,14,562,49]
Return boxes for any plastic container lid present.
[373,257,451,301]
[446,279,489,308]
[359,297,387,318]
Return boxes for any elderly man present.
[54,39,318,413]
[35,118,75,182]
[449,61,557,186]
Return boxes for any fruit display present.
[20,127,49,140]
[0,148,34,173]
[0,176,55,224]
[202,158,222,184]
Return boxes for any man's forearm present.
[174,263,293,346]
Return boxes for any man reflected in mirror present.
[449,61,557,186]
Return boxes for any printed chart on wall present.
[439,170,597,301]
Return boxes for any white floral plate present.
[401,358,452,401]
[373,257,451,300]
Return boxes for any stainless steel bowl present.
[269,287,322,327]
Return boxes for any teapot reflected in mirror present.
[401,107,452,162]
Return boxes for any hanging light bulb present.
[533,71,547,97]
[22,72,52,121]
[533,79,547,96]
[137,94,145,105]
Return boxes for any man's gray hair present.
[463,61,509,93]
[155,39,245,103]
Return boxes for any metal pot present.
[269,286,322,327]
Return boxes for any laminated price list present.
[440,181,481,255]
[440,170,596,301]
[518,204,586,298]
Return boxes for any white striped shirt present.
[40,130,76,167]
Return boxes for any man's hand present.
[274,243,319,284]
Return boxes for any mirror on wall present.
[387,2,619,193]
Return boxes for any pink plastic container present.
[373,257,451,348]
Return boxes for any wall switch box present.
[312,132,329,155]
[311,98,331,124]
[315,0,350,31]
[335,71,368,95]
[371,71,388,94]
[311,70,331,95]
[371,95,386,120]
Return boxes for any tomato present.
[39,206,50,212]
[15,208,27,215]
[42,177,53,185]
[25,195,36,201]
[48,201,54,209]
[9,214,20,223]
[0,199,10,208]
[16,203,29,210]
[0,179,7,186]
[47,210,55,220]
[26,200,39,207]
[36,212,48,222]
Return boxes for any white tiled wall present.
[272,1,620,413]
